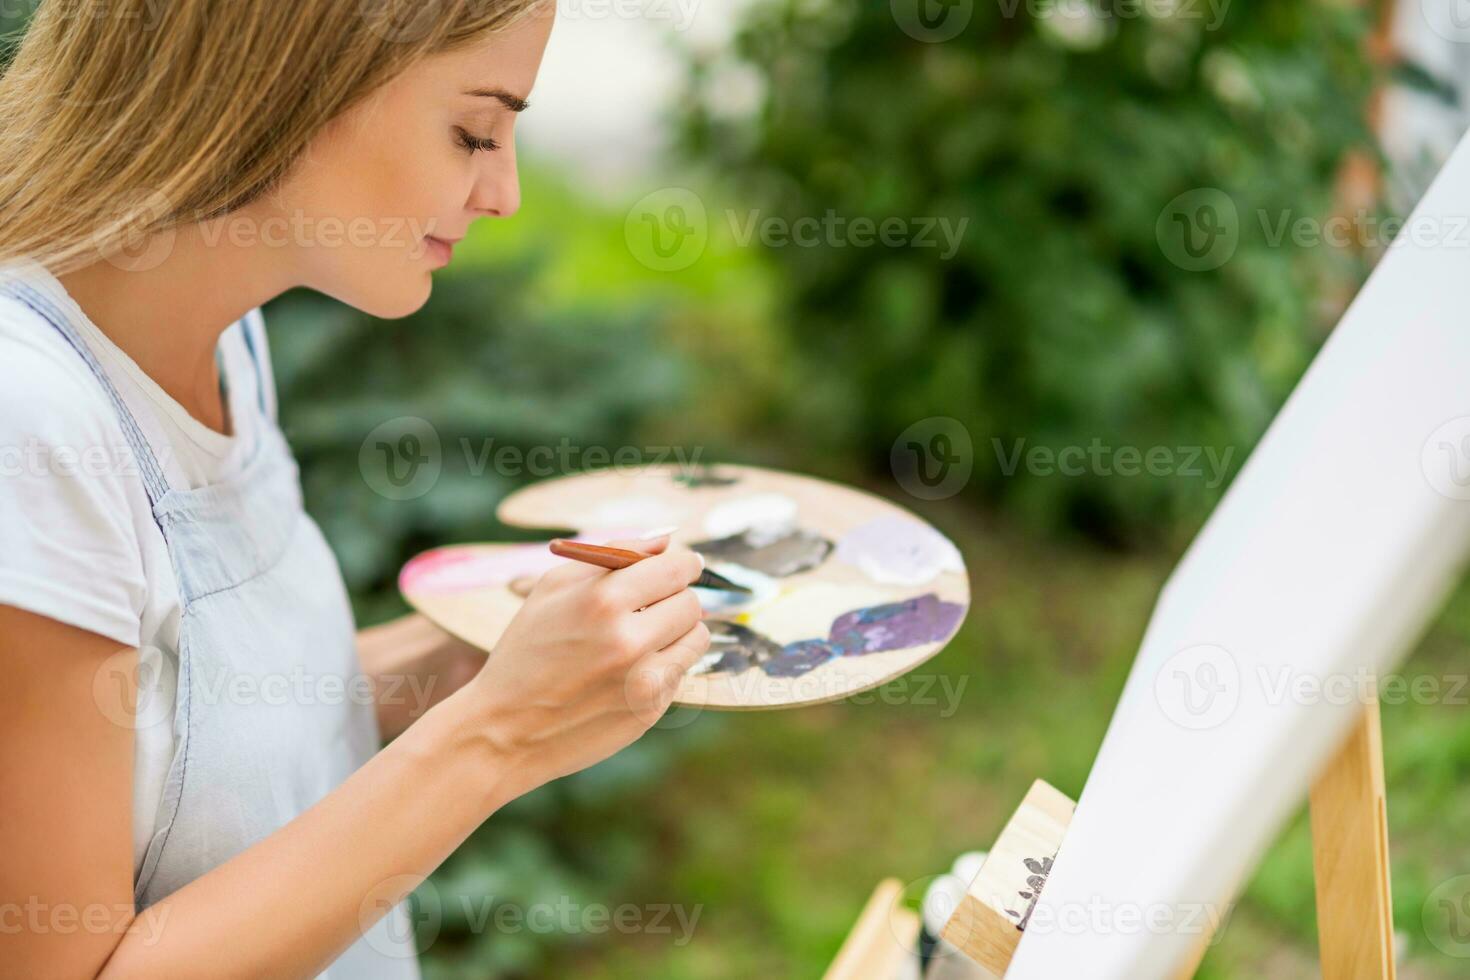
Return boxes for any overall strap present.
[0,280,173,506]
[237,311,274,421]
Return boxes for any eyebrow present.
[465,88,530,112]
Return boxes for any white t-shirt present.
[0,259,274,873]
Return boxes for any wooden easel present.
[825,693,1395,979]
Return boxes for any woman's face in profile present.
[256,4,555,318]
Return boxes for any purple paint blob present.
[755,592,966,678]
[762,639,837,678]
[827,593,967,655]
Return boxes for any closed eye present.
[456,127,501,154]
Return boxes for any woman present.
[0,1,711,976]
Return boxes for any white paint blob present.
[585,494,683,528]
[702,493,799,538]
[693,562,780,615]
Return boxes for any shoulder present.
[0,296,150,648]
[0,293,129,447]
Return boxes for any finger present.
[540,533,673,585]
[606,547,704,608]
[644,621,713,687]
[626,588,704,653]
[624,621,710,722]
[604,534,672,555]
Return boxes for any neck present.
[57,214,299,434]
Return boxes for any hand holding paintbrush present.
[548,539,751,593]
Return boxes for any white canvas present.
[1007,131,1470,978]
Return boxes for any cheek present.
[334,138,462,229]
[303,107,467,230]
[392,152,473,231]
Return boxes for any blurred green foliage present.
[678,0,1380,545]
[8,2,1464,978]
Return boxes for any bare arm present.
[0,608,136,979]
[356,612,485,740]
[0,535,710,980]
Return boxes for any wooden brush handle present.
[547,539,650,571]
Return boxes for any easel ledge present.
[825,698,1394,979]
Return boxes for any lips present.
[424,235,461,266]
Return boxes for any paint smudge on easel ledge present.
[690,593,967,679]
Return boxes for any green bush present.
[678,0,1380,545]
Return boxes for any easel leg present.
[1309,697,1395,980]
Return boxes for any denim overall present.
[1,281,421,978]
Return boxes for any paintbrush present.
[548,539,753,594]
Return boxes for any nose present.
[468,145,521,219]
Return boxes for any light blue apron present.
[1,281,421,978]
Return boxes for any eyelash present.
[455,127,501,154]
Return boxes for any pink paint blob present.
[399,528,654,596]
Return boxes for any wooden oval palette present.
[400,464,970,710]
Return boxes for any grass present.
[486,490,1470,979]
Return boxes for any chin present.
[324,273,434,320]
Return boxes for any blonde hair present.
[0,0,545,274]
